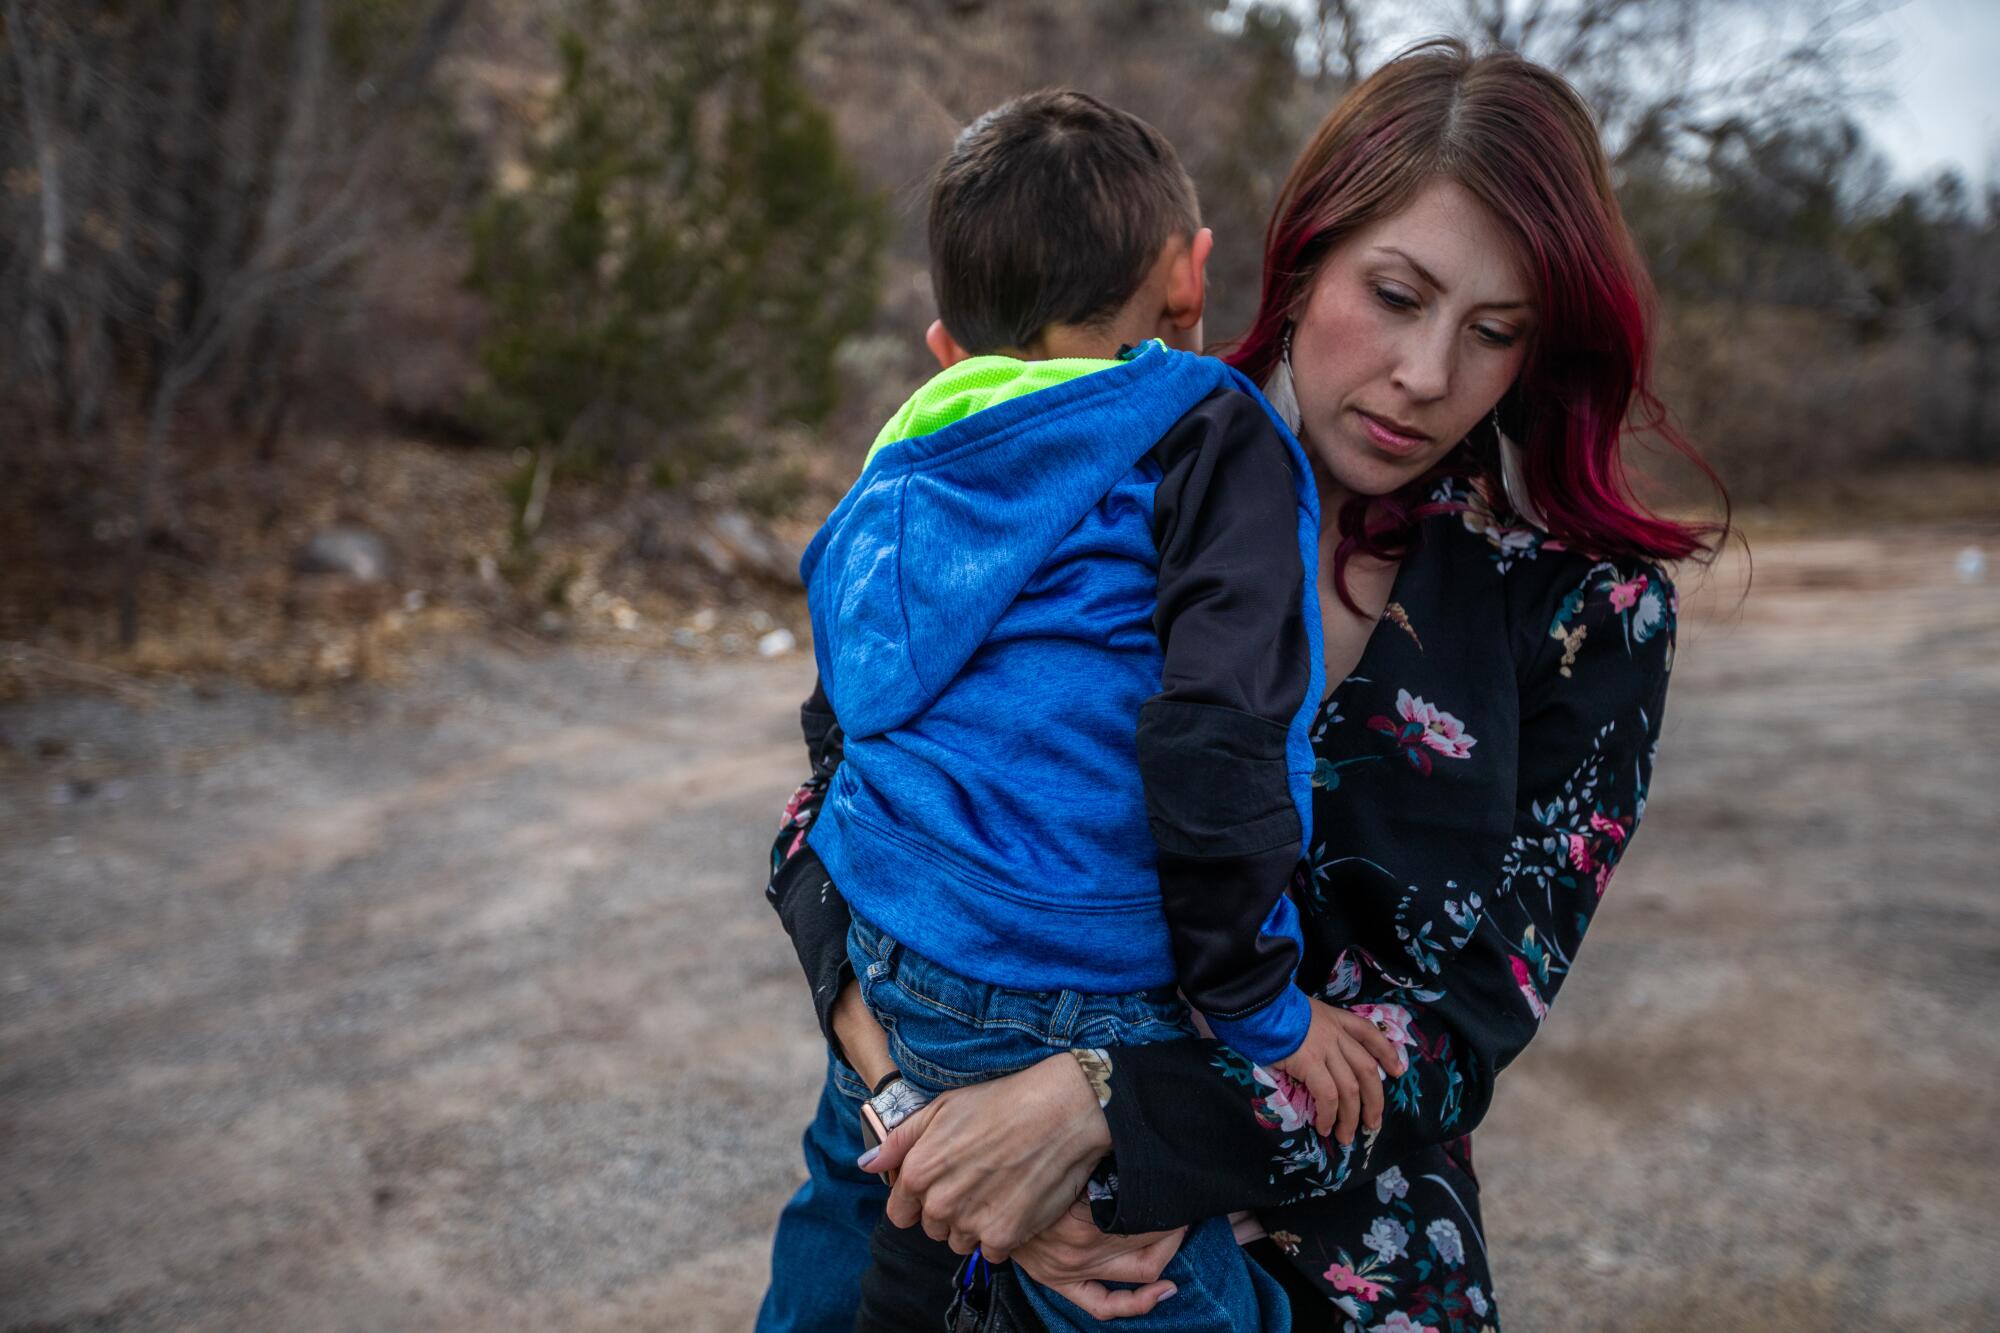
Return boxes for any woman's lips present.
[1354,408,1430,456]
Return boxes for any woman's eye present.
[1475,325,1518,349]
[1372,284,1417,312]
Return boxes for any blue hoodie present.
[800,342,1325,1061]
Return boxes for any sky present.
[1853,0,1999,187]
[1256,0,1999,189]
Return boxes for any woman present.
[759,38,1723,1331]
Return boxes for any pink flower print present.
[1374,1314,1433,1333]
[1608,573,1649,612]
[779,781,814,828]
[1398,689,1477,760]
[1251,1064,1314,1133]
[1322,950,1363,1002]
[1589,810,1628,844]
[1595,861,1615,897]
[1566,832,1594,872]
[1368,691,1476,775]
[1350,1003,1417,1052]
[1323,1262,1384,1302]
[1509,955,1549,1022]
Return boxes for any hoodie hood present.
[802,341,1240,739]
[863,352,1123,466]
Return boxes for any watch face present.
[858,1102,887,1153]
[857,1101,896,1186]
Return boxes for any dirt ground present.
[3,524,1997,1331]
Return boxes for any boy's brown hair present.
[928,90,1200,355]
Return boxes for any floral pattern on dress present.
[1455,481,1558,575]
[1316,689,1477,787]
[1548,560,1679,678]
[1275,1139,1499,1333]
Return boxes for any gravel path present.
[4,526,1997,1331]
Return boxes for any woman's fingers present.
[1041,1231,1181,1285]
[1126,1228,1187,1284]
[1048,1278,1177,1321]
[859,1099,938,1181]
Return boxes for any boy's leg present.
[755,1053,888,1333]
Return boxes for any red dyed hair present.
[1224,39,1726,597]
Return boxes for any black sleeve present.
[765,675,857,1061]
[1138,388,1317,1064]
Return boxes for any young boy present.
[800,90,1384,1329]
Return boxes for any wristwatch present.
[858,1072,930,1185]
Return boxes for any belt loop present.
[1050,990,1080,1045]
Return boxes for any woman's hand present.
[859,1051,1111,1262]
[1012,1200,1184,1320]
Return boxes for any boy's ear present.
[1166,227,1213,333]
[925,319,973,369]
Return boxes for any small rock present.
[691,608,719,632]
[402,589,428,613]
[295,527,392,583]
[706,509,798,584]
[749,609,774,632]
[477,554,499,586]
[719,633,746,654]
[758,628,797,657]
[691,531,740,578]
[1957,547,1986,584]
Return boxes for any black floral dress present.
[767,477,1678,1332]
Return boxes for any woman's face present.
[1288,177,1535,503]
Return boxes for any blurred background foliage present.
[0,0,1994,682]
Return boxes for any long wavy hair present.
[1224,39,1726,603]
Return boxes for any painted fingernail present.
[857,1147,880,1169]
[1159,1285,1178,1301]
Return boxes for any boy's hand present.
[1271,998,1408,1145]
[831,980,898,1089]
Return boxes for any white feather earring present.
[1494,406,1548,531]
[1263,326,1302,435]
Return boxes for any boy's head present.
[925,90,1211,364]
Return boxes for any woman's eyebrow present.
[1372,246,1532,311]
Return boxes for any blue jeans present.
[840,912,1291,1333]
[756,1051,886,1333]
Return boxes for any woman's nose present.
[1390,328,1454,403]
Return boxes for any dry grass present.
[0,422,820,702]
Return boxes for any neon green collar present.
[865,352,1126,465]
